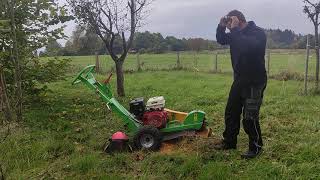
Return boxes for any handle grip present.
[72,65,96,85]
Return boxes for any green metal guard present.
[72,65,142,133]
[73,65,208,137]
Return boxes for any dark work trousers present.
[223,79,266,151]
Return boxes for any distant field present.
[61,50,317,78]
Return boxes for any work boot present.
[213,140,236,150]
[241,148,263,159]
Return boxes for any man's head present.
[224,10,247,30]
[227,10,246,23]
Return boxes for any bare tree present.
[303,0,320,91]
[68,0,151,96]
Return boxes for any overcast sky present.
[60,0,313,44]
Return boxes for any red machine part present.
[104,73,113,84]
[142,111,167,129]
[111,131,129,141]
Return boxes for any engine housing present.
[142,110,167,129]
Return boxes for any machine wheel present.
[133,126,162,151]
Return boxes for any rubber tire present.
[133,125,162,151]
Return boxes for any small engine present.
[143,96,167,128]
[142,110,167,129]
[130,96,167,129]
[129,97,145,120]
[146,96,165,111]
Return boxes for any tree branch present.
[135,0,146,13]
[100,8,113,32]
[120,0,136,60]
[98,17,112,34]
[109,33,118,61]
[128,0,137,48]
[121,31,127,57]
[304,5,317,25]
[69,0,151,63]
[81,4,116,60]
[305,0,317,8]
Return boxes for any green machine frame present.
[72,65,206,135]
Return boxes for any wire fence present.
[68,49,316,81]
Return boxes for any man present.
[215,10,267,159]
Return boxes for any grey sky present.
[61,0,313,43]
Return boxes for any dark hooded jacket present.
[216,21,267,83]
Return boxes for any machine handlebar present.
[72,65,96,85]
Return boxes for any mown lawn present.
[1,70,320,179]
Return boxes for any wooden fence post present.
[193,52,198,68]
[176,51,181,69]
[267,50,271,75]
[304,35,310,95]
[137,53,142,71]
[95,52,100,73]
[214,53,218,73]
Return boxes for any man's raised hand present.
[219,17,227,27]
[230,16,240,29]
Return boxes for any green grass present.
[1,69,320,179]
[63,50,318,78]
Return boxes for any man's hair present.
[227,10,246,22]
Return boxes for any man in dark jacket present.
[215,10,267,159]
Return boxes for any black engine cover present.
[129,97,145,120]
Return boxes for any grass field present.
[65,50,318,79]
[1,60,320,179]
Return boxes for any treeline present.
[266,29,310,49]
[41,26,225,56]
[41,26,310,56]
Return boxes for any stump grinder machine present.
[72,65,212,152]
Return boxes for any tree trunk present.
[315,26,319,91]
[10,0,22,121]
[0,68,13,122]
[95,52,100,73]
[115,60,125,97]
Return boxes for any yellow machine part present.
[160,109,212,154]
[164,108,188,122]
